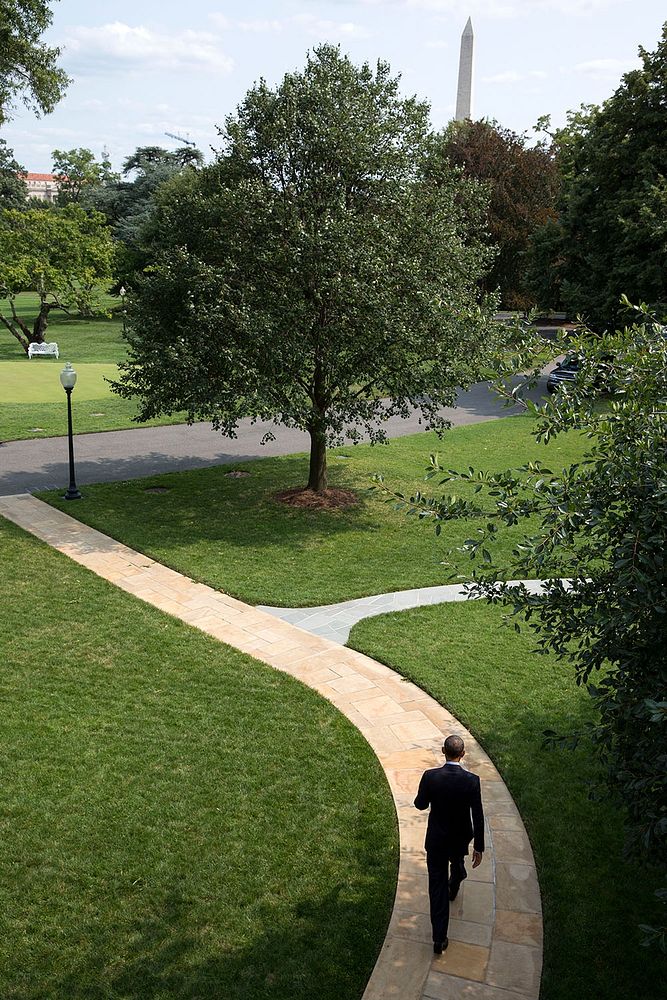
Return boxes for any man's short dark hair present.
[444,734,465,759]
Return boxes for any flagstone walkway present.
[259,581,548,645]
[0,492,543,1000]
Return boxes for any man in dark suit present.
[414,734,485,954]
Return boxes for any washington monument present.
[455,17,474,121]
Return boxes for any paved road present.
[0,381,541,496]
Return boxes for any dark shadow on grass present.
[24,865,393,1000]
[24,456,371,567]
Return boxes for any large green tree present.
[528,22,667,328]
[52,146,118,205]
[113,46,498,495]
[0,137,27,208]
[87,144,203,284]
[438,118,559,310]
[0,204,116,351]
[0,1,69,125]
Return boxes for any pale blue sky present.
[3,0,665,172]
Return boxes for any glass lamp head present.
[60,362,77,390]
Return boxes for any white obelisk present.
[455,17,474,121]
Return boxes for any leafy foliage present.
[379,306,667,933]
[527,22,667,328]
[52,146,118,205]
[113,45,500,492]
[0,204,116,350]
[438,118,559,310]
[86,145,203,285]
[0,0,69,125]
[0,137,27,209]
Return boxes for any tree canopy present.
[0,137,27,209]
[113,45,499,496]
[438,118,559,310]
[52,146,118,205]
[0,204,116,351]
[85,145,203,285]
[0,1,69,125]
[528,21,667,328]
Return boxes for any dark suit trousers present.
[426,852,467,943]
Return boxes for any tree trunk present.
[32,300,51,343]
[307,424,328,493]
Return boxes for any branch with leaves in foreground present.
[373,303,667,948]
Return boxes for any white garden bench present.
[28,342,59,359]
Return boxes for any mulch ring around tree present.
[273,487,359,510]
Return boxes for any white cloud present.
[293,14,371,39]
[342,0,631,18]
[61,22,234,75]
[572,56,641,78]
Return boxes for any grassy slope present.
[349,602,663,1000]
[0,292,186,439]
[0,517,397,1000]
[42,416,589,606]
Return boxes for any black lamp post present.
[119,285,127,335]
[60,362,82,500]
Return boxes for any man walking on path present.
[414,734,485,954]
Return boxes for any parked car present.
[546,354,579,393]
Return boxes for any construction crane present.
[164,131,195,147]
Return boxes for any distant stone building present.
[23,173,60,203]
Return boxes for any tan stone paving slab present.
[486,940,541,997]
[432,941,489,982]
[492,830,535,867]
[262,648,320,670]
[394,868,430,915]
[0,494,544,1000]
[448,918,493,948]
[388,909,433,944]
[482,783,522,809]
[390,717,443,743]
[327,673,378,695]
[494,911,543,948]
[466,859,494,884]
[488,813,524,832]
[423,971,530,1000]
[353,694,406,721]
[373,677,431,704]
[379,749,442,771]
[363,937,432,1000]
[495,864,541,915]
[459,882,495,925]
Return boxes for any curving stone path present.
[259,581,549,646]
[0,493,543,1000]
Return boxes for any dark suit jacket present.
[414,762,485,856]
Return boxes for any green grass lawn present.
[42,416,589,606]
[0,516,397,1000]
[0,292,186,439]
[348,602,663,1000]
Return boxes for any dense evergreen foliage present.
[528,22,667,328]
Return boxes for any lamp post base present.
[63,488,82,500]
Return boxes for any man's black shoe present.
[448,882,461,901]
[433,938,449,955]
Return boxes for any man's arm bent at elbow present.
[414,772,430,811]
